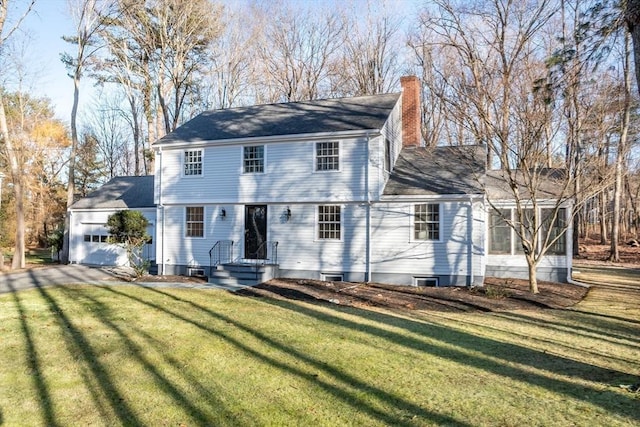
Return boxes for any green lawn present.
[0,278,638,426]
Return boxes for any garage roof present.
[71,176,155,209]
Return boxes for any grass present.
[0,276,638,426]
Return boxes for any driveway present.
[0,265,120,294]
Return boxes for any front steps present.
[208,263,279,288]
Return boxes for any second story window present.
[316,141,339,171]
[184,149,203,176]
[243,145,264,173]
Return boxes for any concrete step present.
[208,263,279,286]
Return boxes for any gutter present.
[469,196,474,287]
[365,132,372,283]
[157,148,165,276]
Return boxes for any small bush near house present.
[106,210,150,277]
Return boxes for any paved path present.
[0,264,247,294]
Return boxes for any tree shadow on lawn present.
[54,285,241,426]
[234,291,640,423]
[100,285,473,427]
[6,279,60,427]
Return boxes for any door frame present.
[244,205,268,259]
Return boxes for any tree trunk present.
[60,71,81,264]
[526,256,539,294]
[609,33,632,261]
[0,94,26,270]
[600,190,608,244]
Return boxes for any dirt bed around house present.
[236,277,589,312]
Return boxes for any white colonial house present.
[69,76,572,286]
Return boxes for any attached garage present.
[69,176,156,267]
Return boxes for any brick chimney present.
[400,75,421,147]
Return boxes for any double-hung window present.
[489,209,512,254]
[488,207,567,255]
[414,204,440,240]
[186,207,204,237]
[541,208,566,255]
[318,205,341,240]
[184,149,203,176]
[243,145,264,173]
[316,141,339,171]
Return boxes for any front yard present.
[0,272,638,426]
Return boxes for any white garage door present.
[77,223,155,266]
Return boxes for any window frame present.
[316,205,342,241]
[183,149,204,177]
[185,206,205,238]
[314,141,340,172]
[488,208,512,255]
[488,207,568,256]
[412,203,441,242]
[541,208,567,255]
[242,145,265,174]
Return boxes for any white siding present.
[69,209,156,266]
[160,138,371,205]
[370,200,485,279]
[160,203,368,273]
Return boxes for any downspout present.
[157,148,165,275]
[365,132,372,283]
[468,196,474,287]
[565,202,590,288]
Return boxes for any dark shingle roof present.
[485,168,568,200]
[154,93,401,145]
[383,145,486,196]
[71,176,155,209]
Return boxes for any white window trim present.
[488,208,513,255]
[241,144,266,175]
[315,204,344,242]
[321,273,344,282]
[313,140,341,173]
[410,203,443,243]
[413,277,439,287]
[487,207,568,256]
[182,149,204,178]
[184,206,206,239]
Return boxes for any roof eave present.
[152,128,383,150]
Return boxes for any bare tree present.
[254,3,345,102]
[338,5,401,96]
[0,0,35,269]
[413,0,609,293]
[60,0,113,263]
[609,32,634,261]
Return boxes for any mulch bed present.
[236,277,589,313]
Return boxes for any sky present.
[5,0,420,125]
[11,0,82,122]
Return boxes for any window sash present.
[489,209,512,254]
[318,205,341,240]
[184,150,203,176]
[243,146,264,173]
[542,208,566,255]
[186,207,204,237]
[414,204,440,240]
[316,141,339,171]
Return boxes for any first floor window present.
[316,141,339,171]
[488,207,567,256]
[184,149,203,176]
[186,206,204,237]
[489,209,512,254]
[414,204,440,240]
[541,208,566,255]
[318,205,341,240]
